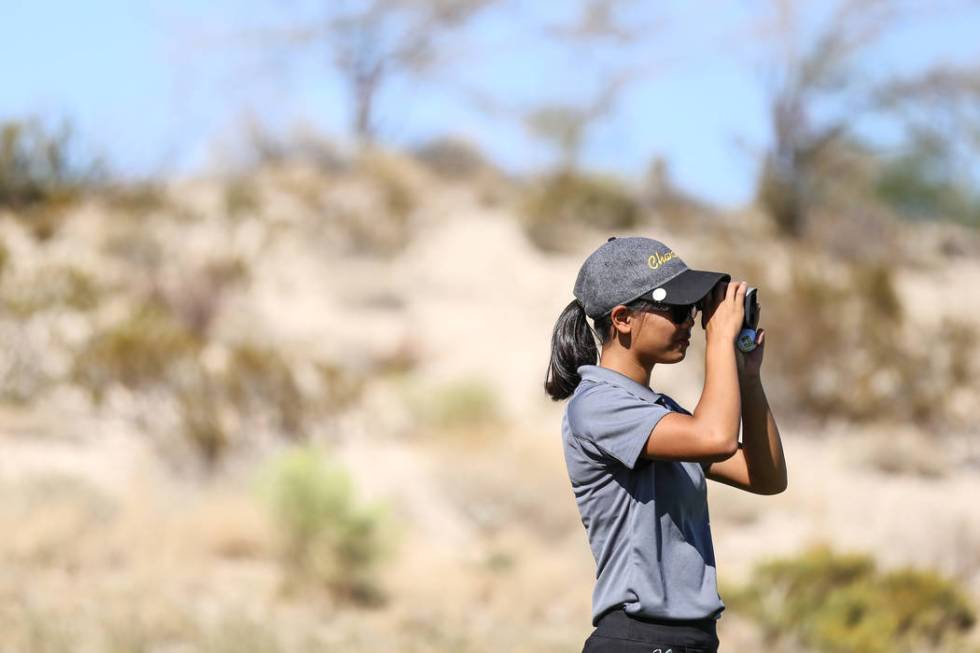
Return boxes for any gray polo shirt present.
[562,364,726,626]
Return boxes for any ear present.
[608,305,634,333]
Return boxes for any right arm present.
[639,280,746,464]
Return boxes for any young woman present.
[545,236,787,653]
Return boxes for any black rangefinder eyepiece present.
[743,287,759,330]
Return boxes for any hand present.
[735,325,766,378]
[702,279,746,344]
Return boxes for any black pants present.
[581,608,720,653]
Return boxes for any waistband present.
[595,608,719,647]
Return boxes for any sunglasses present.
[630,300,700,324]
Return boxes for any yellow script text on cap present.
[648,251,677,270]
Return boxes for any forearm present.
[694,337,741,453]
[739,375,787,492]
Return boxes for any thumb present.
[757,329,765,344]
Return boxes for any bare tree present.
[752,0,900,238]
[250,0,497,146]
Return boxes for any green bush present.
[725,543,976,653]
[521,170,642,252]
[255,445,396,606]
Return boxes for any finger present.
[732,281,746,306]
[729,280,743,304]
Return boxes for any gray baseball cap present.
[573,236,731,320]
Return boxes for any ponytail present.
[544,299,607,401]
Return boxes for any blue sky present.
[2,0,979,207]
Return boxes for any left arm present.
[700,327,788,494]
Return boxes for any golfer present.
[544,236,787,653]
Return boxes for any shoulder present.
[566,379,670,438]
[566,380,611,431]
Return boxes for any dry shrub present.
[520,170,643,253]
[151,257,250,340]
[101,181,171,217]
[1,264,101,317]
[223,177,262,219]
[355,148,419,219]
[173,370,231,469]
[0,117,105,241]
[412,136,493,181]
[71,299,363,469]
[0,236,8,277]
[293,148,424,258]
[170,344,364,470]
[223,342,306,438]
[412,136,512,208]
[71,300,204,405]
[761,257,977,430]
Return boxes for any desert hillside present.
[1,150,979,653]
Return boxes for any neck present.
[598,350,653,387]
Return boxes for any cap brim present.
[645,269,731,305]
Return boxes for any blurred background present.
[1,0,980,651]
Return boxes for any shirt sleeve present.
[567,383,672,470]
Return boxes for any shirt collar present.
[576,364,663,404]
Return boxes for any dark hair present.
[544,298,637,401]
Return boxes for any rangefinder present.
[736,286,759,352]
